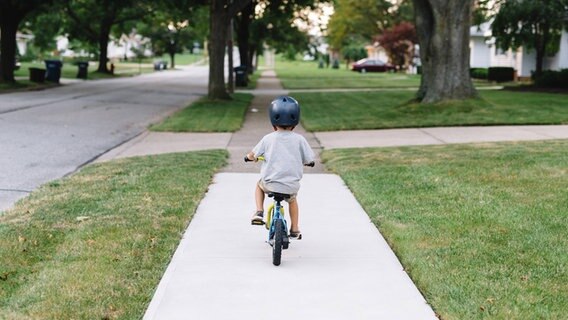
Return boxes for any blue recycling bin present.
[44,60,63,83]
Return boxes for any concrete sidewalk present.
[316,125,568,149]
[143,173,437,320]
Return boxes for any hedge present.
[470,68,488,80]
[534,69,568,88]
[488,67,515,82]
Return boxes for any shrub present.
[470,68,488,80]
[534,69,568,88]
[488,67,515,82]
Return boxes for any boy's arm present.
[301,136,316,166]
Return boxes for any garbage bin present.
[44,60,63,83]
[29,68,46,83]
[76,61,89,79]
[234,65,248,87]
[153,60,168,70]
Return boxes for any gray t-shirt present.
[253,131,315,194]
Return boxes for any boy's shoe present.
[289,230,302,240]
[251,211,264,225]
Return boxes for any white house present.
[56,33,152,60]
[469,22,568,78]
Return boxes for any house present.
[56,33,151,60]
[469,22,568,78]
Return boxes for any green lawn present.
[150,93,253,132]
[0,150,227,319]
[275,59,421,89]
[158,53,205,66]
[296,90,568,131]
[322,140,568,319]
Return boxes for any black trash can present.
[76,61,89,79]
[29,68,46,83]
[153,60,168,70]
[234,65,248,87]
[44,60,63,83]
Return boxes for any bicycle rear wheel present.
[272,219,284,266]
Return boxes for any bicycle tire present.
[272,219,284,266]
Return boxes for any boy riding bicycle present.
[245,96,315,240]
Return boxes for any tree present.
[412,0,477,103]
[0,0,53,82]
[64,0,153,73]
[23,9,64,56]
[138,1,208,69]
[327,0,394,50]
[377,21,417,71]
[491,0,568,78]
[208,0,251,100]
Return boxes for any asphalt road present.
[0,65,208,212]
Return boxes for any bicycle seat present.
[268,192,291,202]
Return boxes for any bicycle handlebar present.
[244,156,315,167]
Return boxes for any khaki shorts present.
[258,180,297,203]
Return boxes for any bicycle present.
[244,155,314,266]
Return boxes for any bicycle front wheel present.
[272,219,284,266]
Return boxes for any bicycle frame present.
[267,198,288,242]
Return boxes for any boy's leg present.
[251,182,265,224]
[255,183,265,212]
[288,199,299,232]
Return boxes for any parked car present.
[351,58,395,73]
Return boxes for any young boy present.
[246,96,315,240]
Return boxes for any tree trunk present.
[170,51,176,69]
[209,0,231,100]
[97,26,111,73]
[412,0,477,103]
[0,15,19,83]
[236,1,254,74]
[227,18,234,94]
[249,49,256,73]
[533,23,549,79]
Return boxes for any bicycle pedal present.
[251,220,265,226]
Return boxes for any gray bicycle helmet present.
[269,96,300,126]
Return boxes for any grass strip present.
[14,62,154,80]
[150,93,253,132]
[0,150,227,319]
[322,140,568,319]
[295,90,568,131]
[0,80,47,92]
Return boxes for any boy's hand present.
[244,152,256,162]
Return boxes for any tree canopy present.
[63,0,155,73]
[327,0,412,50]
[491,0,568,77]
